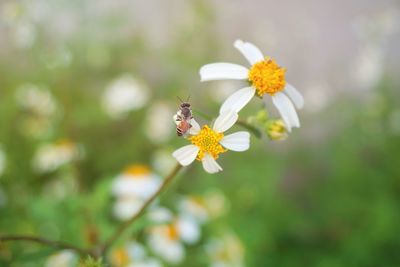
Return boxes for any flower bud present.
[266,120,288,141]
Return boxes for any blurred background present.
[0,0,400,266]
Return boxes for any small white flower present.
[179,196,210,224]
[113,196,145,221]
[111,165,161,199]
[206,233,245,267]
[110,242,162,267]
[111,165,161,221]
[16,84,57,117]
[45,250,78,267]
[145,101,175,143]
[102,74,150,119]
[172,110,250,174]
[200,40,304,132]
[147,211,201,264]
[33,139,82,173]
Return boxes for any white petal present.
[177,217,201,244]
[284,83,304,109]
[188,118,200,135]
[212,110,238,133]
[199,63,248,81]
[281,114,292,132]
[220,131,250,151]
[271,92,300,131]
[219,87,256,114]
[172,145,199,166]
[234,39,264,65]
[201,153,223,174]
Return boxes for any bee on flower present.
[200,40,304,132]
[172,110,250,174]
[32,139,82,173]
[110,241,162,267]
[147,207,201,265]
[111,165,161,221]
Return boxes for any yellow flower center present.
[123,165,151,177]
[189,125,226,160]
[111,248,130,267]
[248,58,286,96]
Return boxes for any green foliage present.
[79,257,105,267]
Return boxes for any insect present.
[174,96,193,137]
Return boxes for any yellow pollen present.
[189,125,226,160]
[248,58,286,96]
[123,164,151,177]
[111,248,130,267]
[166,224,180,240]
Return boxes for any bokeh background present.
[1,0,400,266]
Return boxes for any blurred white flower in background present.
[45,250,78,267]
[16,84,57,117]
[15,84,59,139]
[351,9,399,90]
[151,149,177,175]
[206,232,245,267]
[1,2,37,49]
[147,207,201,265]
[112,165,161,221]
[145,101,175,144]
[0,145,6,178]
[33,139,83,173]
[110,241,162,267]
[102,74,150,119]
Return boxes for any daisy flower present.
[205,232,245,267]
[32,139,82,173]
[110,242,162,267]
[200,40,304,131]
[45,250,78,267]
[172,110,250,174]
[147,209,201,265]
[111,165,161,221]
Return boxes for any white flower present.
[33,139,82,173]
[145,101,175,144]
[179,196,209,224]
[206,233,245,267]
[16,84,57,117]
[113,196,146,221]
[147,215,201,265]
[172,110,250,174]
[110,242,162,267]
[111,165,161,221]
[200,40,304,132]
[111,165,161,199]
[178,191,229,223]
[102,74,150,119]
[45,250,78,267]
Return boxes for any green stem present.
[97,163,183,256]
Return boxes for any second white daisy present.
[172,110,250,174]
[200,40,304,131]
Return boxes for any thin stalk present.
[97,163,183,256]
